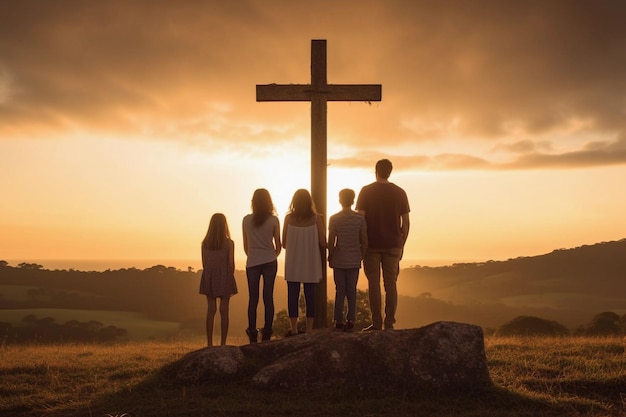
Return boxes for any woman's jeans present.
[246,260,277,330]
[287,281,316,318]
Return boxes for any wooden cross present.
[256,39,382,328]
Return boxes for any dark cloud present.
[376,1,626,137]
[501,135,626,170]
[1,0,624,169]
[330,135,626,171]
[508,148,626,170]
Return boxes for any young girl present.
[282,189,326,335]
[242,188,282,343]
[200,213,237,346]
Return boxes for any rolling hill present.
[2,238,625,333]
[395,239,626,329]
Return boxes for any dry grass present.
[0,341,195,416]
[486,336,626,414]
[1,336,626,417]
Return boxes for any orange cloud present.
[1,0,624,170]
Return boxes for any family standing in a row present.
[200,159,410,346]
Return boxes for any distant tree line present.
[271,290,626,339]
[0,261,204,322]
[2,260,625,341]
[0,315,128,345]
[494,311,626,337]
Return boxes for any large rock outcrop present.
[172,321,491,393]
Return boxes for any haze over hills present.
[1,239,625,334]
[395,238,626,329]
[399,239,626,305]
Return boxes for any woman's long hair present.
[288,189,317,221]
[251,188,275,227]
[202,213,230,251]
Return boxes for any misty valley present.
[2,239,625,344]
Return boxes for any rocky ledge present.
[171,321,491,394]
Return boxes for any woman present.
[242,189,282,343]
[200,213,237,346]
[282,189,326,335]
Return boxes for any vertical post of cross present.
[256,39,382,329]
[310,40,328,328]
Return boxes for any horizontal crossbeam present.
[256,84,382,102]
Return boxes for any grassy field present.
[1,336,626,417]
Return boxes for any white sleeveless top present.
[242,214,279,268]
[284,223,322,283]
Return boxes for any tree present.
[586,311,622,336]
[496,316,569,337]
[17,262,43,270]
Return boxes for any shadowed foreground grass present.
[1,336,626,416]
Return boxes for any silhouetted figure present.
[356,159,410,331]
[282,189,326,335]
[242,189,282,343]
[328,188,368,331]
[200,213,237,346]
[257,40,382,328]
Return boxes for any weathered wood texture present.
[256,84,382,101]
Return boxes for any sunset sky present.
[1,1,625,270]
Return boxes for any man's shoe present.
[361,324,381,332]
[335,322,345,331]
[344,321,354,332]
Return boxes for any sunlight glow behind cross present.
[256,39,382,328]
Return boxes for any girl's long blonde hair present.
[202,213,230,251]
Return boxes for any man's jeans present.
[362,248,402,329]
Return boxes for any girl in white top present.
[282,189,326,335]
[242,189,281,343]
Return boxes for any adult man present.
[356,159,410,331]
